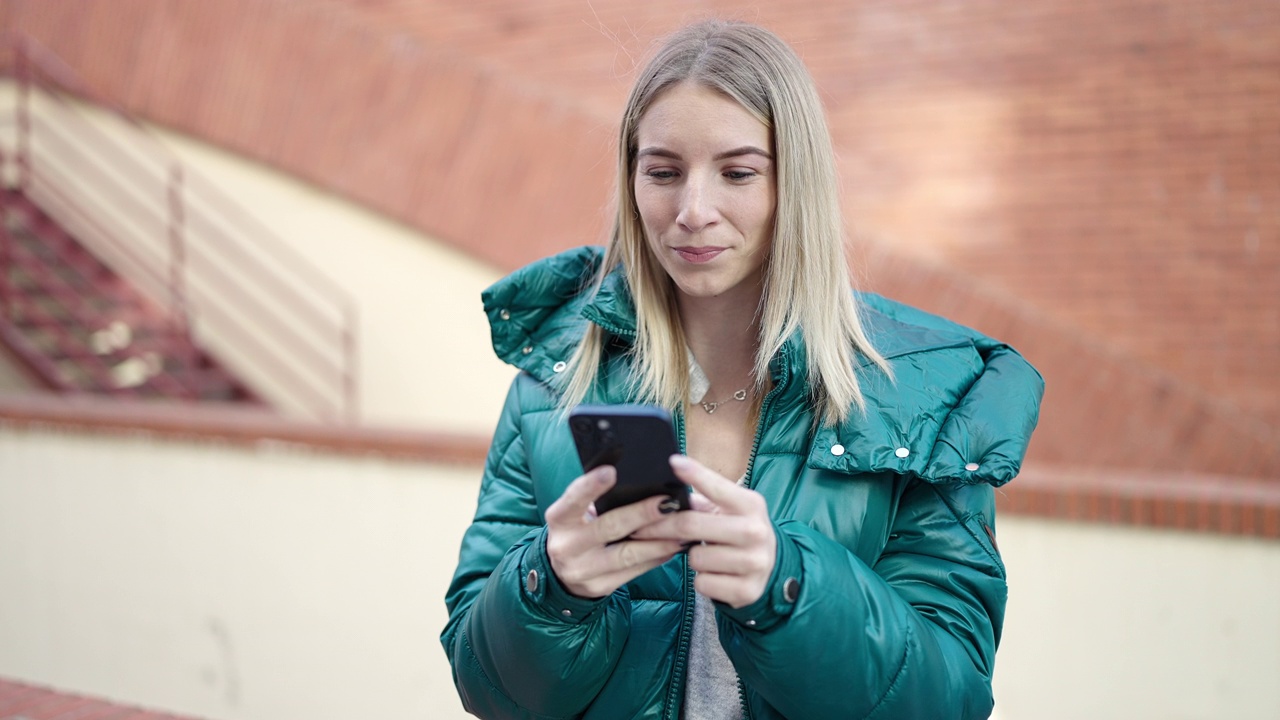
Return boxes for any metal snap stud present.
[783,577,801,603]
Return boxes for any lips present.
[672,246,725,263]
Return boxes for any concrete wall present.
[2,422,1278,720]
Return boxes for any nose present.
[676,176,718,233]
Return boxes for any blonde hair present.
[562,19,891,425]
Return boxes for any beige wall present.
[992,516,1280,720]
[0,425,477,720]
[3,423,1279,720]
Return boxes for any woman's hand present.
[544,466,687,599]
[633,455,777,609]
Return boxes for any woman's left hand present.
[631,454,776,609]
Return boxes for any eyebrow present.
[636,145,773,161]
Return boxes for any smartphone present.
[569,404,691,516]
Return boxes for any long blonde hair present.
[562,19,891,426]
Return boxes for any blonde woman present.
[443,19,1042,720]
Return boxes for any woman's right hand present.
[544,466,686,599]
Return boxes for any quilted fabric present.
[444,246,1044,719]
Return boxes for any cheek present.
[753,188,778,240]
[633,186,670,235]
[728,190,775,240]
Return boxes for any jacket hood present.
[481,246,1044,488]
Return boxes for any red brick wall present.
[859,242,1280,476]
[824,0,1280,431]
[1,0,616,272]
[341,0,1280,442]
[3,0,1277,479]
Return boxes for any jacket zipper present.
[592,317,633,340]
[664,408,696,720]
[614,330,790,719]
[741,345,788,493]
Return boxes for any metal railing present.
[1,34,358,422]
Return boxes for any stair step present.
[7,292,174,338]
[9,314,240,395]
[52,359,105,389]
[2,190,261,409]
[9,236,115,287]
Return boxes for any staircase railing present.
[1,34,358,422]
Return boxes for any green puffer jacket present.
[442,246,1044,720]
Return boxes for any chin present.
[670,274,742,300]
[663,277,707,297]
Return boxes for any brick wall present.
[3,0,1277,478]
[1,0,616,272]
[858,241,1280,476]
[823,0,1280,430]
[343,0,1280,444]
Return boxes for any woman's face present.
[633,82,776,304]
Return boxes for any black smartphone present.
[569,404,691,516]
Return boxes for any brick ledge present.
[1000,466,1280,540]
[0,676,202,720]
[0,392,490,465]
[3,393,1276,539]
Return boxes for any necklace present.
[699,388,749,414]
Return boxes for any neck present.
[677,283,762,391]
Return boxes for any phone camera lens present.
[570,417,594,435]
[596,419,611,431]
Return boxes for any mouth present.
[672,246,725,264]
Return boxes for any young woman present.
[442,19,1043,720]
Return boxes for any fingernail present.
[595,466,615,483]
[658,496,680,514]
[669,454,692,469]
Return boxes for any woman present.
[442,19,1042,720]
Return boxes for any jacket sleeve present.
[440,375,633,719]
[717,479,1006,720]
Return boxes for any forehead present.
[636,82,771,150]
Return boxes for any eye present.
[642,168,679,183]
[723,169,758,181]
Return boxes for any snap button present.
[552,361,567,373]
[745,619,757,627]
[561,609,573,617]
[524,569,538,593]
[522,346,533,355]
[965,462,980,472]
[499,309,511,321]
[783,577,800,603]
[894,447,910,458]
[830,444,845,456]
